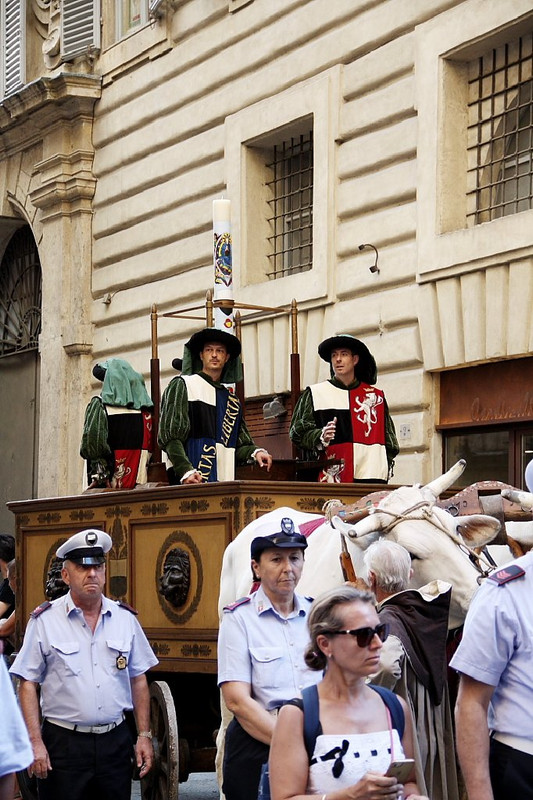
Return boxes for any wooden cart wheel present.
[141,680,179,800]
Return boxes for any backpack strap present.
[301,684,321,760]
[299,683,404,762]
[369,684,405,740]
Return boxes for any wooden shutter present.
[2,0,25,97]
[61,0,101,61]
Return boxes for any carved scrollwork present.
[31,0,63,70]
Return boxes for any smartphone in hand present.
[385,759,415,783]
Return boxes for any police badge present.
[116,653,128,670]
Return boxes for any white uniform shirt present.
[450,550,533,737]
[217,585,320,711]
[10,591,158,726]
[0,654,33,777]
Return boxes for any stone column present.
[24,74,102,497]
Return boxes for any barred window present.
[467,33,533,225]
[266,131,313,279]
[0,227,42,357]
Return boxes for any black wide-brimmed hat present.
[185,328,241,360]
[318,334,377,384]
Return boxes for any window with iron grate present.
[467,32,533,225]
[0,227,42,357]
[265,131,313,279]
[225,69,338,303]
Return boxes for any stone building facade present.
[1,0,533,525]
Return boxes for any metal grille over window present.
[0,227,42,357]
[266,131,313,279]
[467,33,533,225]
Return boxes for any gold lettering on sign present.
[471,393,533,422]
[197,444,217,480]
[221,392,240,445]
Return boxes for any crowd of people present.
[3,326,533,800]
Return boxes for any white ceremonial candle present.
[213,198,231,225]
[213,198,234,333]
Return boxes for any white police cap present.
[56,529,112,565]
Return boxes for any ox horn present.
[331,514,376,540]
[502,487,533,512]
[424,459,467,498]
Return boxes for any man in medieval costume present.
[158,328,272,483]
[80,358,153,489]
[289,333,398,482]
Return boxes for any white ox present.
[219,460,503,630]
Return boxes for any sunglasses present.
[326,622,389,647]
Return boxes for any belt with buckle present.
[45,714,125,734]
[492,732,533,756]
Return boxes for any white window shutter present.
[2,0,25,97]
[149,0,166,15]
[61,0,101,61]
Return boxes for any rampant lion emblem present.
[353,390,383,436]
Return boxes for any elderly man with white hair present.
[363,539,459,800]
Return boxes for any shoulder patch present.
[488,564,526,585]
[118,601,138,615]
[30,601,52,618]
[223,597,251,612]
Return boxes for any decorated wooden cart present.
[9,477,374,800]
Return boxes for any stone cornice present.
[30,149,97,215]
[0,73,102,155]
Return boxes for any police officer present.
[217,518,320,800]
[451,553,533,800]
[10,529,158,800]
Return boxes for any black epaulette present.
[488,564,526,585]
[30,601,52,618]
[223,597,251,612]
[118,600,138,615]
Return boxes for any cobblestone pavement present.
[131,772,219,799]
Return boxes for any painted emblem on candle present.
[214,232,232,287]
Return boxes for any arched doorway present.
[0,225,42,532]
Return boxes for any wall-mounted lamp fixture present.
[262,396,287,420]
[358,243,379,274]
